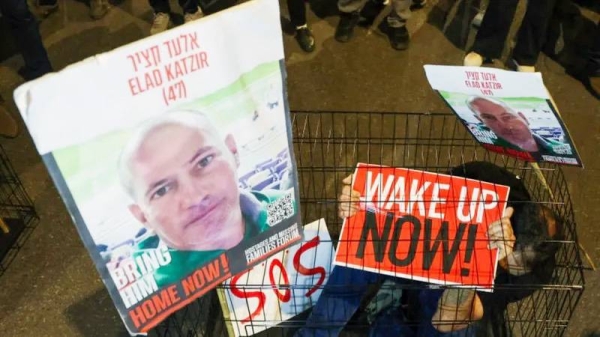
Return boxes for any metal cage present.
[0,144,39,277]
[151,111,584,337]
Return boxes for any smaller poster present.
[219,219,334,337]
[334,163,510,290]
[424,65,583,166]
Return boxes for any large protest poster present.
[334,163,510,290]
[424,65,582,166]
[218,218,335,337]
[12,0,302,334]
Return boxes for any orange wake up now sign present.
[334,163,510,290]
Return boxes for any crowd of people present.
[287,0,600,83]
[0,0,599,139]
[0,2,597,141]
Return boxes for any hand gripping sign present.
[334,164,510,290]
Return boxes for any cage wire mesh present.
[150,111,584,337]
[0,144,39,277]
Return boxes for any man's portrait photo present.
[117,110,295,287]
[465,96,573,158]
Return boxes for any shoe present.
[471,10,485,28]
[90,0,110,20]
[184,7,204,24]
[335,11,360,43]
[516,64,535,72]
[585,64,600,98]
[17,67,33,81]
[150,12,171,35]
[464,52,483,67]
[36,0,59,18]
[0,106,19,138]
[18,67,48,81]
[510,59,535,72]
[377,19,409,50]
[517,65,535,72]
[411,0,427,9]
[358,0,385,27]
[295,26,315,53]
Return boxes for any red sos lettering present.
[293,236,326,297]
[269,259,291,302]
[231,236,327,323]
[230,269,266,324]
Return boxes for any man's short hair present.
[118,110,220,200]
[511,203,564,274]
[466,96,516,116]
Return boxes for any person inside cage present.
[294,161,562,337]
[118,110,290,287]
[466,96,570,158]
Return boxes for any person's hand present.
[487,207,516,262]
[338,174,361,219]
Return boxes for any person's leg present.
[387,0,411,27]
[178,0,203,23]
[293,266,381,337]
[511,0,559,71]
[287,0,315,52]
[411,0,427,9]
[465,0,518,66]
[179,0,204,15]
[148,0,170,13]
[589,20,600,68]
[288,0,307,27]
[378,0,411,50]
[585,20,600,96]
[357,0,385,27]
[0,0,53,80]
[338,0,369,14]
[177,0,198,13]
[470,0,489,28]
[335,0,369,42]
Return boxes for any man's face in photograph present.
[126,122,243,251]
[471,98,533,148]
